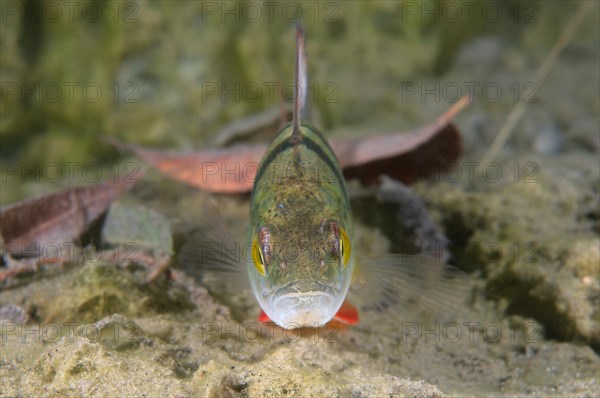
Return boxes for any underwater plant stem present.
[481,1,593,165]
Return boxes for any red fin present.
[333,300,359,325]
[258,310,271,323]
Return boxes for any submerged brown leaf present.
[114,143,266,194]
[333,98,468,185]
[0,167,144,257]
[113,97,469,193]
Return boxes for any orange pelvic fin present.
[332,300,359,325]
[258,310,270,323]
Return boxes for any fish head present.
[247,215,354,329]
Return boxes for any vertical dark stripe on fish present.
[253,127,344,188]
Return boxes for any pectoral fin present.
[350,255,471,323]
[179,200,249,292]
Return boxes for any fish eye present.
[252,239,266,276]
[252,226,273,277]
[325,221,351,268]
[339,226,351,267]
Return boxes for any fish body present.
[248,122,354,328]
[180,25,469,331]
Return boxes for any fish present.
[180,24,469,330]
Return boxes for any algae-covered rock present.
[189,339,444,398]
[415,154,600,347]
[0,262,195,326]
[102,200,173,256]
[0,303,28,324]
[13,336,191,397]
[79,313,143,351]
[2,249,599,397]
[5,333,443,397]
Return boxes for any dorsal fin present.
[291,23,307,144]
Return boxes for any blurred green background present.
[1,0,598,204]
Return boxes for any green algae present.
[2,1,538,204]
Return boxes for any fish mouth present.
[266,281,340,328]
[269,281,338,303]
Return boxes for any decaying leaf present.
[112,143,267,194]
[333,98,467,185]
[113,97,469,193]
[0,166,144,257]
